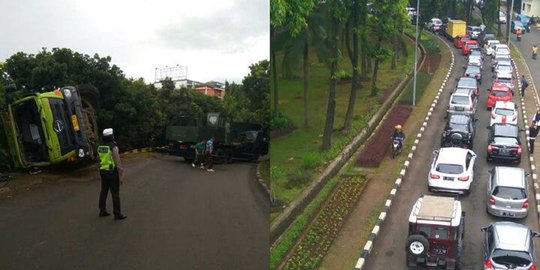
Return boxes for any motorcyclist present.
[533,44,538,60]
[392,125,406,146]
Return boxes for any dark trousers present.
[522,86,527,97]
[99,169,121,216]
[194,153,204,167]
[530,138,536,153]
[205,153,214,169]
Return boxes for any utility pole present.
[413,0,420,106]
[506,0,515,44]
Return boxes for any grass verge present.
[270,38,415,206]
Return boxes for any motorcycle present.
[391,138,403,159]
[517,35,522,41]
[534,52,537,60]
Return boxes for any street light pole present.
[413,0,420,106]
[506,0,515,44]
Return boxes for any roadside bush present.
[286,170,313,189]
[335,70,352,81]
[303,153,323,169]
[270,113,292,130]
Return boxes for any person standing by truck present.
[205,137,215,172]
[97,128,126,220]
[192,139,206,169]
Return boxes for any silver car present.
[448,88,477,115]
[482,222,539,270]
[486,166,529,219]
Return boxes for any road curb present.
[120,147,153,156]
[354,33,455,270]
[511,50,540,226]
[255,161,271,200]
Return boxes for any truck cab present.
[2,86,98,168]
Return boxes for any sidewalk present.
[513,50,540,224]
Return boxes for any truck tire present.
[406,235,429,257]
[78,84,100,108]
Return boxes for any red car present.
[486,83,512,109]
[454,35,470,49]
[463,40,479,55]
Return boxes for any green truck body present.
[166,113,268,163]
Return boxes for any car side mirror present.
[533,232,540,238]
[486,126,491,129]
[481,227,487,232]
[526,172,532,177]
[520,128,526,132]
[432,150,439,155]
[474,118,479,122]
[487,88,491,91]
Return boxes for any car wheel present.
[406,235,429,257]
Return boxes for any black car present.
[487,123,522,164]
[441,113,476,148]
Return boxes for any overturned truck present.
[1,85,99,169]
[166,113,269,163]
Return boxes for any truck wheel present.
[406,235,429,257]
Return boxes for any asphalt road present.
[364,36,539,269]
[0,155,268,270]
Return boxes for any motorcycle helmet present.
[395,125,402,130]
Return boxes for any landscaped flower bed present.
[357,104,413,167]
[282,176,367,270]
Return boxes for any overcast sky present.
[0,0,269,83]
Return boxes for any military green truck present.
[166,113,268,163]
[1,85,99,169]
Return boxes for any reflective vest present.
[98,145,116,170]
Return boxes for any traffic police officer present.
[98,128,126,220]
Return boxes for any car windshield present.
[493,137,518,146]
[436,163,464,174]
[468,44,479,49]
[493,186,526,199]
[497,48,510,54]
[497,65,512,72]
[492,90,509,97]
[466,66,480,74]
[498,78,512,84]
[458,79,477,88]
[451,95,470,105]
[470,51,482,57]
[495,108,514,116]
[492,249,532,267]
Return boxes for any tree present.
[321,2,349,151]
[369,0,393,97]
[271,0,319,125]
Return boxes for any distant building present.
[195,81,226,100]
[153,79,201,89]
[521,0,540,17]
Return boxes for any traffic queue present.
[404,28,540,270]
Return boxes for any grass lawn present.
[270,42,415,205]
[399,72,433,105]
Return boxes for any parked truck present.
[1,85,99,169]
[444,19,467,40]
[166,112,268,163]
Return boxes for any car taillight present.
[485,260,494,270]
[524,200,529,208]
[430,173,440,179]
[531,265,537,270]
[489,196,495,205]
[458,176,469,181]
[517,146,522,155]
[488,144,494,153]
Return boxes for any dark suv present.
[407,195,465,270]
[487,123,522,164]
[441,113,476,148]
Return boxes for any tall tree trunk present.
[303,40,309,127]
[370,36,383,97]
[271,49,279,117]
[345,21,353,63]
[322,17,340,152]
[343,0,360,133]
[497,0,502,37]
[391,35,398,69]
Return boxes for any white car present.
[499,11,507,24]
[491,101,518,126]
[484,40,500,55]
[428,147,477,194]
[427,18,443,31]
[406,7,417,17]
[494,44,511,58]
[468,56,483,68]
[493,63,513,77]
